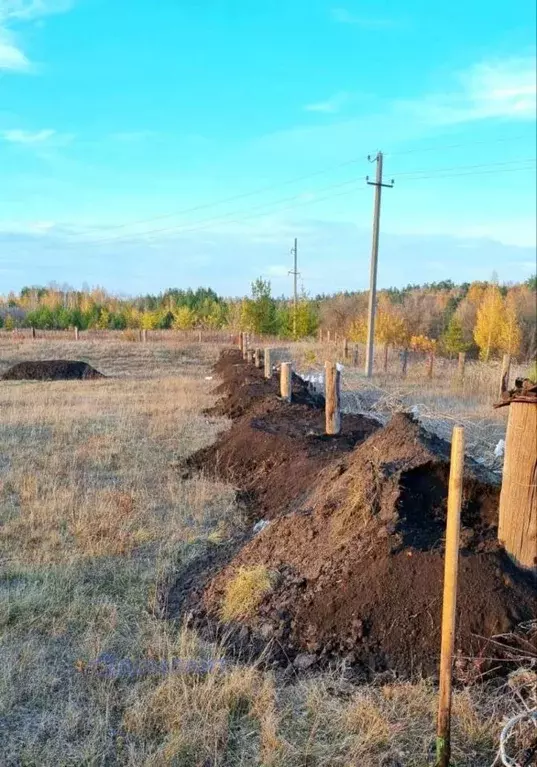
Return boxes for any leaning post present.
[436,425,465,767]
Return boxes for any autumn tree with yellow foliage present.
[473,285,505,361]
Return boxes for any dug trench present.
[163,348,536,680]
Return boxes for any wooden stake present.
[318,327,323,343]
[74,326,79,341]
[254,348,262,368]
[498,402,537,571]
[326,330,331,343]
[427,351,435,380]
[457,352,466,382]
[343,338,349,360]
[198,330,202,343]
[352,346,359,367]
[264,348,272,379]
[243,333,249,360]
[383,344,389,373]
[280,362,292,402]
[31,326,36,339]
[142,328,147,343]
[436,425,465,767]
[401,348,408,377]
[499,353,511,399]
[324,361,341,435]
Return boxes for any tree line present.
[1,275,535,361]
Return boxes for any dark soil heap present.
[186,348,380,520]
[178,350,537,678]
[2,360,105,381]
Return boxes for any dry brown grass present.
[0,337,528,765]
[219,565,275,622]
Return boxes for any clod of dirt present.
[2,360,105,381]
[176,350,536,678]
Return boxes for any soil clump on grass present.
[2,360,105,381]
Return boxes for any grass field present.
[0,338,532,766]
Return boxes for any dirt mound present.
[200,413,536,676]
[185,349,380,520]
[2,360,105,381]
[175,350,536,677]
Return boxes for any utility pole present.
[289,238,300,338]
[365,152,393,378]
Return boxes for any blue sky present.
[0,0,536,296]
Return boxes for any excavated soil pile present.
[186,348,380,520]
[185,353,535,676]
[2,360,105,381]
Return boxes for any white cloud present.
[403,55,537,125]
[0,0,74,73]
[331,7,395,29]
[305,91,351,114]
[2,128,56,143]
[0,28,29,71]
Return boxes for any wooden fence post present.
[324,361,341,435]
[254,348,262,369]
[498,400,537,571]
[318,327,323,343]
[436,425,465,767]
[427,351,435,380]
[242,333,249,360]
[457,352,466,382]
[352,346,359,367]
[74,326,79,341]
[198,330,202,343]
[343,338,348,360]
[401,348,409,377]
[499,353,511,399]
[383,344,389,373]
[280,362,292,402]
[326,330,331,343]
[31,327,36,339]
[264,348,272,379]
[142,328,147,343]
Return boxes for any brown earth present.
[1,360,105,381]
[186,348,380,520]
[173,349,537,679]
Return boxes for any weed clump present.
[220,566,275,622]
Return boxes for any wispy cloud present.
[2,128,56,143]
[305,91,351,114]
[402,55,537,125]
[0,0,74,73]
[331,7,395,29]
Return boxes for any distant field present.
[0,337,531,766]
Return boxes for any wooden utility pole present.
[289,238,300,338]
[436,425,465,767]
[499,354,511,399]
[498,396,537,571]
[365,152,393,378]
[324,361,341,435]
[280,362,292,402]
[264,348,272,379]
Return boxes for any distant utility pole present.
[289,237,300,337]
[365,152,393,378]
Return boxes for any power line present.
[79,177,368,246]
[395,157,536,178]
[64,133,531,238]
